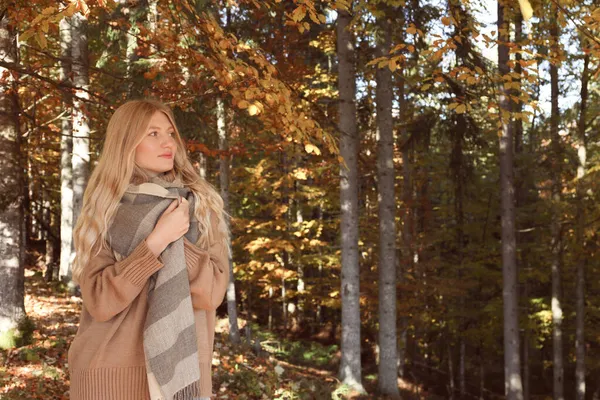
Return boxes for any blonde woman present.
[67,99,230,400]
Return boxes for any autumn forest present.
[1,0,599,399]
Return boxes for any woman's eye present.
[149,131,157,136]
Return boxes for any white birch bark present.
[0,11,26,338]
[58,16,74,282]
[68,12,90,285]
[217,97,241,344]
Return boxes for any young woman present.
[67,99,230,400]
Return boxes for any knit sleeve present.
[79,239,164,322]
[184,214,230,311]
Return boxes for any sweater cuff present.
[118,240,164,286]
[183,237,210,269]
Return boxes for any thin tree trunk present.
[375,6,399,397]
[217,97,241,344]
[460,339,465,398]
[448,344,455,400]
[336,3,365,393]
[549,3,563,399]
[44,207,57,282]
[575,48,590,400]
[498,1,523,399]
[58,16,74,282]
[67,11,90,286]
[0,10,26,343]
[397,9,409,379]
[479,352,485,400]
[523,278,530,400]
[513,11,531,400]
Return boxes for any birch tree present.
[0,9,25,347]
[67,11,90,285]
[58,16,74,283]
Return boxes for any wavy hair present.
[71,99,229,284]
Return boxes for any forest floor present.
[0,267,430,400]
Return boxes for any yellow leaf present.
[237,100,250,109]
[441,16,451,26]
[406,26,417,35]
[35,31,47,49]
[305,143,321,155]
[388,59,398,71]
[309,12,320,24]
[294,169,308,180]
[291,6,306,22]
[41,6,56,15]
[517,0,533,21]
[248,104,260,116]
[456,104,467,114]
[20,29,36,42]
[421,84,431,91]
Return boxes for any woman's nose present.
[161,135,176,148]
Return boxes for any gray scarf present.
[108,175,201,400]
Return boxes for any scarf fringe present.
[172,380,202,400]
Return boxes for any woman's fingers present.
[165,199,179,213]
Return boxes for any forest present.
[0,0,599,399]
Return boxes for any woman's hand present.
[145,197,190,257]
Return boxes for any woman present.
[67,99,230,400]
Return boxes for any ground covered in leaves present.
[0,269,421,399]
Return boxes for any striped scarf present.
[108,175,201,400]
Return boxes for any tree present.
[375,4,399,397]
[67,10,90,285]
[549,3,563,399]
[217,97,241,344]
[58,15,74,283]
[574,44,590,400]
[337,2,365,393]
[498,1,523,399]
[0,9,26,348]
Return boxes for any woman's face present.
[135,111,177,177]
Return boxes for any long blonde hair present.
[72,99,229,284]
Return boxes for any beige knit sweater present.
[68,220,229,400]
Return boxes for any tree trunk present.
[69,11,90,285]
[549,3,563,399]
[217,97,241,344]
[498,1,523,399]
[397,9,409,379]
[448,344,455,400]
[336,3,365,393]
[575,51,589,400]
[375,6,399,397]
[59,16,74,283]
[0,11,26,346]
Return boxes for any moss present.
[0,315,36,350]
